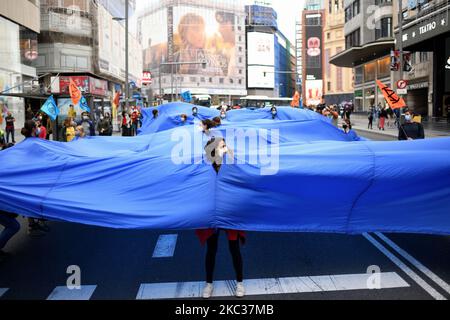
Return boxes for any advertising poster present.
[305,79,323,106]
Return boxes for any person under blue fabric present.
[0,210,20,262]
[198,137,245,299]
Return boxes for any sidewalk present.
[349,114,450,138]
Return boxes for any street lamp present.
[159,61,207,103]
[113,0,129,111]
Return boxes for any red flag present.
[113,91,120,106]
[69,78,81,106]
[290,91,300,108]
[376,80,406,109]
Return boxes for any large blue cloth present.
[0,103,449,235]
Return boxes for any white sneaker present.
[202,283,214,299]
[235,282,245,298]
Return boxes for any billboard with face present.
[139,0,245,94]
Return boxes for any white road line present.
[0,288,8,298]
[46,285,97,300]
[152,234,178,258]
[136,272,408,299]
[363,233,446,300]
[375,232,450,296]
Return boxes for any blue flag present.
[79,95,90,112]
[40,95,59,120]
[181,91,192,103]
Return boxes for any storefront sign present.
[401,9,450,48]
[59,76,108,96]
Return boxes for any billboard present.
[304,13,323,81]
[247,32,275,66]
[248,65,274,88]
[139,1,245,93]
[305,79,323,106]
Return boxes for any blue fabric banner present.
[0,103,449,235]
[79,95,90,112]
[40,95,59,120]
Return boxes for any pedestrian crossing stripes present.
[152,234,178,258]
[136,272,409,300]
[0,288,8,298]
[46,285,97,300]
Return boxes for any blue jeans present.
[0,213,20,250]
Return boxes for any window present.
[336,68,343,91]
[375,17,392,39]
[327,81,331,91]
[200,77,205,82]
[209,77,213,83]
[238,46,242,52]
[353,0,360,16]
[239,57,242,63]
[355,66,363,85]
[364,62,376,82]
[239,69,242,74]
[325,48,331,78]
[345,28,360,49]
[219,78,224,84]
[230,78,234,84]
[190,77,196,82]
[327,33,331,40]
[238,79,242,84]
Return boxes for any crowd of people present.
[367,103,400,131]
[120,107,143,136]
[0,101,427,292]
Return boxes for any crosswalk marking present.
[47,285,97,300]
[152,234,178,258]
[0,288,8,298]
[363,233,447,300]
[136,272,409,299]
[375,232,450,295]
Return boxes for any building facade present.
[35,0,142,132]
[138,0,247,104]
[246,4,296,98]
[0,0,41,125]
[330,0,394,111]
[394,0,448,119]
[323,0,354,105]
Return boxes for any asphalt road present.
[0,131,449,300]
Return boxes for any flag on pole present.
[113,91,120,107]
[290,91,300,108]
[40,95,59,120]
[181,91,192,103]
[376,80,406,109]
[69,78,82,106]
[79,95,90,112]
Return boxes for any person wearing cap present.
[398,109,425,140]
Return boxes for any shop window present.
[364,62,376,82]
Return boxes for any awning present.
[330,40,394,68]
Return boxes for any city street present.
[1,131,449,301]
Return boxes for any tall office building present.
[0,0,40,125]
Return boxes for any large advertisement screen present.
[140,1,245,93]
[247,32,275,66]
[248,65,274,88]
[305,79,323,106]
[304,13,323,81]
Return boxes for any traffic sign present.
[397,79,408,95]
[397,79,408,89]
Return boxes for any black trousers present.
[205,231,243,284]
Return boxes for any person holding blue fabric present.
[197,137,245,299]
